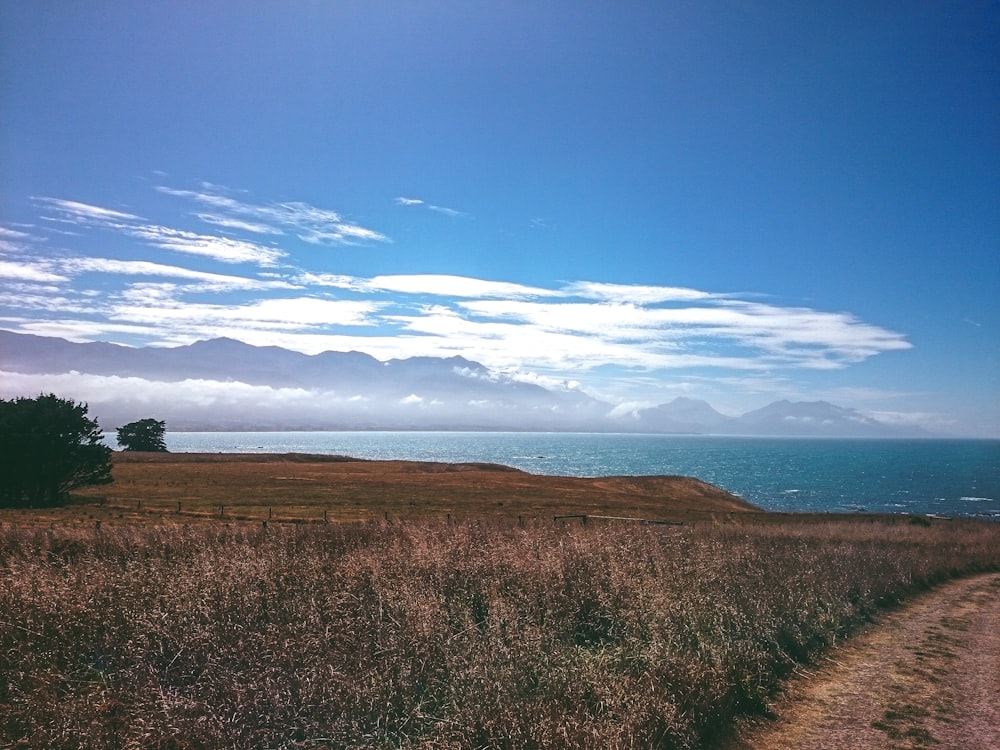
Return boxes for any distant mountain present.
[0,330,928,435]
[634,397,737,433]
[0,331,607,431]
[733,399,920,437]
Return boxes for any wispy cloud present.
[426,205,466,218]
[33,198,141,224]
[4,185,914,406]
[395,196,467,218]
[195,214,283,235]
[158,185,389,245]
[61,257,298,291]
[449,295,910,370]
[2,266,912,375]
[34,196,286,266]
[565,281,716,303]
[292,273,555,299]
[0,227,34,240]
[0,259,67,284]
[108,296,382,332]
[0,225,47,255]
[125,224,285,265]
[0,290,87,315]
[366,274,555,299]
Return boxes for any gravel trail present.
[732,572,1000,750]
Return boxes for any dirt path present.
[732,572,1000,750]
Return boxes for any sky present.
[1,1,997,436]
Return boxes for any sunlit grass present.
[2,516,997,749]
[19,451,758,527]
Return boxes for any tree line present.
[0,394,166,508]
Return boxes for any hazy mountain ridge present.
[635,397,923,437]
[0,331,926,435]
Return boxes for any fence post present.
[220,504,224,518]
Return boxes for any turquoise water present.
[129,432,1000,519]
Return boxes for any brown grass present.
[13,451,759,527]
[2,454,998,749]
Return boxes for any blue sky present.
[1,2,997,435]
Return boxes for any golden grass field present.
[4,451,999,749]
[9,450,761,527]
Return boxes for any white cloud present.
[382,304,768,372]
[427,205,466,218]
[454,296,911,369]
[0,370,340,417]
[0,260,67,283]
[0,290,92,313]
[2,258,911,377]
[607,401,650,419]
[61,257,297,290]
[298,225,387,244]
[0,225,46,255]
[291,272,555,299]
[395,196,466,217]
[196,214,283,235]
[292,272,367,291]
[8,185,916,405]
[566,281,715,303]
[503,369,583,392]
[866,410,945,429]
[11,319,171,342]
[125,224,286,265]
[158,186,388,245]
[109,296,382,331]
[367,274,555,299]
[33,197,141,223]
[33,195,287,266]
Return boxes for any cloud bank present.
[1,182,913,408]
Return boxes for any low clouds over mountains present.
[1,331,925,436]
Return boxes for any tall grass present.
[2,518,998,749]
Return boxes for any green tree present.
[116,418,168,452]
[0,394,113,507]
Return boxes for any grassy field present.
[2,453,999,749]
[9,451,759,527]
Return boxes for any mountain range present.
[0,330,926,436]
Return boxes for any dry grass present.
[2,509,998,749]
[11,451,759,527]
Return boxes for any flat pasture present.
[10,450,760,527]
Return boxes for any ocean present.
[125,431,1000,520]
